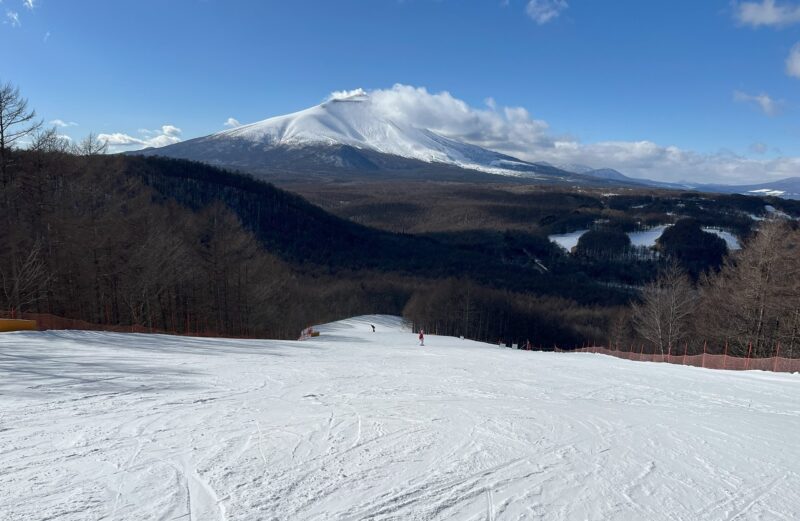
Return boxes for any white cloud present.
[50,119,78,128]
[368,84,554,156]
[5,10,20,27]
[749,142,769,154]
[43,31,50,43]
[786,42,800,77]
[525,0,568,25]
[733,90,782,115]
[98,133,144,146]
[161,124,181,137]
[327,88,368,101]
[735,0,800,27]
[356,84,800,184]
[98,125,182,153]
[223,117,241,128]
[23,0,34,10]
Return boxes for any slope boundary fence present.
[0,312,260,339]
[563,345,800,373]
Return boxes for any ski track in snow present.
[1,315,799,520]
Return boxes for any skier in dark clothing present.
[418,330,425,346]
[371,324,375,333]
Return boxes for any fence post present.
[723,342,728,370]
[702,341,706,368]
[683,342,688,365]
[774,343,781,372]
[746,342,752,370]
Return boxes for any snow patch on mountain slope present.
[208,92,540,176]
[2,315,800,520]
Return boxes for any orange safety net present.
[566,346,800,373]
[0,312,257,339]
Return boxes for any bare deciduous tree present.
[30,127,72,154]
[75,132,108,156]
[631,262,696,355]
[0,81,42,185]
[698,219,800,357]
[0,241,50,317]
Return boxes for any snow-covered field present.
[702,227,741,250]
[2,316,799,520]
[549,230,589,252]
[549,226,670,251]
[551,225,742,252]
[627,225,671,248]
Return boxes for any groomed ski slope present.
[1,316,799,520]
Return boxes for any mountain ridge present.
[137,93,558,177]
[131,93,626,186]
[131,92,800,198]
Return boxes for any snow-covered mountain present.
[576,168,800,199]
[132,91,800,197]
[696,177,800,200]
[217,92,515,170]
[133,91,577,180]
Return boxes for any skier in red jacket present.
[418,330,425,346]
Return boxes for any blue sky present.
[4,0,800,183]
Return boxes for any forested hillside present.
[1,149,619,344]
[4,137,800,352]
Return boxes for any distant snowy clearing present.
[1,316,799,520]
[550,224,741,252]
[548,229,589,252]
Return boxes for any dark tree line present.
[619,219,800,358]
[403,278,611,348]
[656,219,728,280]
[0,148,306,337]
[0,143,622,344]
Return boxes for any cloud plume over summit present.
[354,84,796,184]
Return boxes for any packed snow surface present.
[2,316,800,520]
